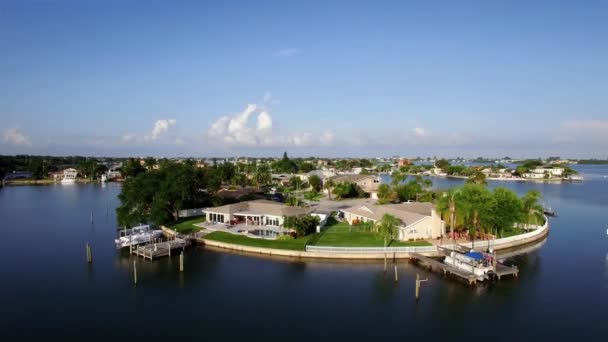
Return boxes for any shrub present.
[277,234,294,241]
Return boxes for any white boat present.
[443,251,494,281]
[114,224,163,248]
[60,176,76,184]
[100,174,107,183]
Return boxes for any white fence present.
[178,208,206,218]
[453,216,549,250]
[305,245,437,254]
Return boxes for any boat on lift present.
[114,224,163,249]
[443,250,494,281]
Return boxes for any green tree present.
[308,175,322,191]
[122,158,145,179]
[253,164,272,190]
[458,184,494,248]
[466,170,488,186]
[144,157,157,170]
[522,190,544,229]
[377,183,396,204]
[435,159,451,170]
[303,190,322,202]
[491,187,523,237]
[374,214,400,247]
[324,178,335,200]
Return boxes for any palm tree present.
[374,214,400,247]
[458,184,494,249]
[324,178,335,200]
[303,190,322,202]
[391,170,407,186]
[436,188,461,248]
[522,190,544,230]
[253,164,271,190]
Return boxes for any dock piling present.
[90,210,94,224]
[86,243,92,264]
[394,265,398,282]
[179,251,184,272]
[133,261,138,285]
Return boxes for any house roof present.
[330,174,377,183]
[342,202,434,226]
[204,199,311,217]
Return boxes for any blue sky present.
[1,0,607,158]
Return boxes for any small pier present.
[131,237,189,260]
[410,246,520,285]
[410,252,478,285]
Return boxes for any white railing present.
[452,216,549,250]
[305,245,437,253]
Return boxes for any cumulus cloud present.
[273,48,301,57]
[3,128,31,147]
[207,100,336,148]
[151,119,176,139]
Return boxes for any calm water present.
[1,166,607,340]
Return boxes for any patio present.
[198,221,294,240]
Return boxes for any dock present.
[410,246,520,285]
[131,237,189,260]
[410,252,478,285]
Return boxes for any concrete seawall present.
[194,218,550,260]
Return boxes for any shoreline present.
[192,219,550,260]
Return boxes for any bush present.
[277,234,295,241]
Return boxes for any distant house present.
[327,174,380,198]
[523,167,564,179]
[202,199,311,227]
[52,168,78,181]
[342,202,445,240]
[398,159,413,167]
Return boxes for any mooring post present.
[179,251,184,272]
[90,210,94,224]
[133,261,138,285]
[384,253,387,273]
[86,243,92,264]
[394,264,399,282]
[168,242,171,257]
[415,273,420,300]
[415,273,428,301]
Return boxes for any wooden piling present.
[415,273,420,300]
[133,261,138,285]
[90,210,94,224]
[394,264,398,282]
[179,251,184,272]
[86,243,92,264]
[384,253,387,272]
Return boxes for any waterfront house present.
[341,202,445,240]
[51,168,78,181]
[202,199,311,227]
[326,174,381,198]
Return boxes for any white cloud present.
[319,131,335,145]
[413,127,426,137]
[273,48,301,57]
[257,111,273,131]
[3,128,31,147]
[146,119,176,141]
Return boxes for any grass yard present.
[168,216,205,234]
[501,227,526,238]
[313,218,432,247]
[204,231,315,251]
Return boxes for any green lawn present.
[168,216,205,234]
[501,227,526,238]
[204,231,315,251]
[313,219,432,247]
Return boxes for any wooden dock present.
[410,252,478,285]
[494,263,518,279]
[131,238,189,260]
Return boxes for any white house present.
[341,202,445,241]
[202,199,311,227]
